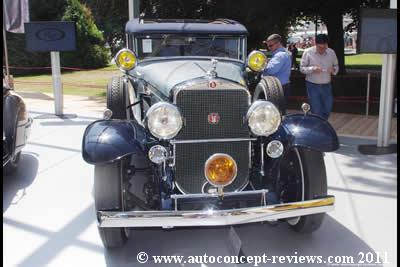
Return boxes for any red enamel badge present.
[208,113,220,124]
[208,81,217,89]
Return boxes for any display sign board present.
[357,8,397,54]
[25,21,76,52]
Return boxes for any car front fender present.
[280,113,339,152]
[82,120,148,165]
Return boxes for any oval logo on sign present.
[208,113,220,125]
[36,28,65,41]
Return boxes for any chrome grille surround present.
[171,77,252,194]
[172,78,251,140]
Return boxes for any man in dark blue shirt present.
[263,34,292,114]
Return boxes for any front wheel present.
[278,147,327,233]
[94,162,128,248]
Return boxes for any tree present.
[84,0,390,73]
[85,0,292,54]
[140,0,210,19]
[61,0,110,68]
[30,0,67,21]
[84,0,213,55]
[82,0,129,55]
[5,0,110,74]
[141,0,292,51]
[5,0,67,74]
[208,0,293,51]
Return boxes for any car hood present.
[131,58,245,96]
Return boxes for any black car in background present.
[3,76,33,174]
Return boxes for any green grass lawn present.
[344,53,382,69]
[13,54,382,97]
[14,65,119,97]
[295,53,382,70]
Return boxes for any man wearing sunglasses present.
[262,34,292,114]
[300,34,339,120]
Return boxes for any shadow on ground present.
[17,92,54,100]
[3,153,39,213]
[103,215,381,267]
[332,136,397,198]
[2,130,393,266]
[5,204,103,267]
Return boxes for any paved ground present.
[3,94,397,267]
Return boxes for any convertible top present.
[125,19,248,36]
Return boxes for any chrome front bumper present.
[98,194,335,229]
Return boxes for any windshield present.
[134,35,245,61]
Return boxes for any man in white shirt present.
[300,34,339,120]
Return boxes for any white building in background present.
[288,14,357,53]
[287,20,327,48]
[343,14,358,50]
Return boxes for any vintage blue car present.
[82,19,339,248]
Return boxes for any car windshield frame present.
[129,34,247,63]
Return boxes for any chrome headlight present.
[246,100,281,136]
[145,102,183,140]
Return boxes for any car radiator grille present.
[173,88,251,194]
[174,141,250,194]
[175,89,250,140]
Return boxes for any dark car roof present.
[125,18,248,36]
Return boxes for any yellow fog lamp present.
[247,50,267,72]
[115,48,138,71]
[204,154,238,187]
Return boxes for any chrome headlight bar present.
[145,102,183,140]
[246,100,281,137]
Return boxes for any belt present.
[306,81,331,86]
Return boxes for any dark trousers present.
[306,81,333,120]
[282,83,290,115]
[292,56,298,69]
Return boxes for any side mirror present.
[246,50,267,72]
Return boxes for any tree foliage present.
[61,0,110,68]
[85,0,389,73]
[344,0,389,31]
[5,0,109,73]
[30,0,67,21]
[5,0,67,73]
[85,0,292,54]
[7,0,390,73]
[203,0,292,50]
[81,0,129,55]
